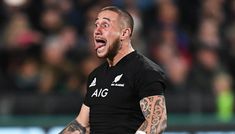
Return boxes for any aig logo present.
[91,88,109,97]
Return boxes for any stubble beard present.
[106,37,121,60]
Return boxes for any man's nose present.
[94,27,102,35]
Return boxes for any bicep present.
[76,104,90,127]
[139,95,167,133]
[140,95,166,118]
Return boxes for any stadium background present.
[0,0,235,133]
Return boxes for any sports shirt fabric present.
[84,51,166,134]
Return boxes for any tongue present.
[95,42,105,49]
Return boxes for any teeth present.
[96,39,105,43]
[97,40,104,43]
[95,37,106,43]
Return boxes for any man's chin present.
[96,52,107,58]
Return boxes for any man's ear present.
[120,28,131,40]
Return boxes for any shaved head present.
[99,6,134,37]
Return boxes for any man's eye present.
[103,23,109,28]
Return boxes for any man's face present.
[93,10,121,58]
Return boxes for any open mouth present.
[95,38,107,50]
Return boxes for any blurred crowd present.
[0,0,235,119]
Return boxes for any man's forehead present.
[96,10,119,21]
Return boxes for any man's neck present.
[107,43,134,67]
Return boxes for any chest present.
[87,72,137,106]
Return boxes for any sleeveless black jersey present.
[84,51,166,134]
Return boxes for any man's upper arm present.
[138,95,167,134]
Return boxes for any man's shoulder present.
[134,52,164,73]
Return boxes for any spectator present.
[213,72,234,122]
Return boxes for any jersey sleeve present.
[135,69,166,100]
[84,74,93,107]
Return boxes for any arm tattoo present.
[139,120,148,131]
[140,97,153,118]
[139,96,167,134]
[59,120,86,134]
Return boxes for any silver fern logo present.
[111,74,124,87]
[113,74,123,83]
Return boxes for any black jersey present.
[84,51,166,134]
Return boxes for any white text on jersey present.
[91,88,109,97]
